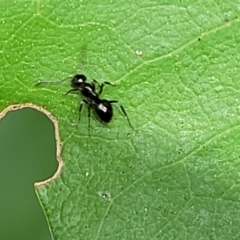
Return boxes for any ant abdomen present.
[95,100,113,123]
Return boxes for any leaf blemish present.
[98,191,111,200]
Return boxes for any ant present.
[35,74,134,132]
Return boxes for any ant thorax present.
[81,84,98,99]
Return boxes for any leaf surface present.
[1,1,240,239]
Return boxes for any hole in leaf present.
[0,107,59,240]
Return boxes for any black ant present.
[35,74,133,132]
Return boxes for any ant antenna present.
[35,44,88,87]
[35,76,72,86]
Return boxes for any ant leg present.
[109,100,134,129]
[92,79,101,88]
[35,76,72,86]
[82,99,91,136]
[98,83,104,96]
[77,102,83,126]
[87,105,91,136]
[102,81,115,86]
[92,80,115,96]
[65,88,79,95]
[99,82,115,95]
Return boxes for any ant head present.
[71,74,87,88]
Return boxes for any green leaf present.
[1,0,240,239]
